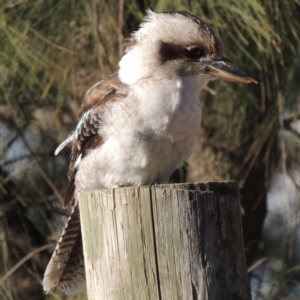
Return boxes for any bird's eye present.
[185,46,204,59]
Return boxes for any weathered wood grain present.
[80,182,251,300]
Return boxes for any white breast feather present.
[75,75,207,190]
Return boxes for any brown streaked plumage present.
[79,72,128,117]
[43,202,84,294]
[64,73,128,207]
[44,73,129,294]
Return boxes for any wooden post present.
[80,182,251,300]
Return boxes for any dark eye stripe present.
[159,42,185,62]
[159,41,205,63]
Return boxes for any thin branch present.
[6,134,19,150]
[4,0,27,11]
[247,256,268,273]
[0,243,56,285]
[0,183,7,194]
[272,47,292,235]
[231,22,249,45]
[118,0,124,58]
[2,117,64,203]
[287,170,300,191]
[30,29,76,55]
[2,154,43,167]
[3,160,37,184]
[203,85,217,96]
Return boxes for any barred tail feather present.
[43,202,86,295]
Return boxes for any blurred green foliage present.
[0,0,300,299]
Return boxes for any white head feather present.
[119,10,223,85]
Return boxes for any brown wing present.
[79,72,127,117]
[64,72,128,207]
[43,73,128,295]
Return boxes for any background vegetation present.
[1,0,300,299]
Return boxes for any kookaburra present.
[43,10,257,295]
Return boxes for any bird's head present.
[119,10,257,86]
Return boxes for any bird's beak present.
[203,57,257,84]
